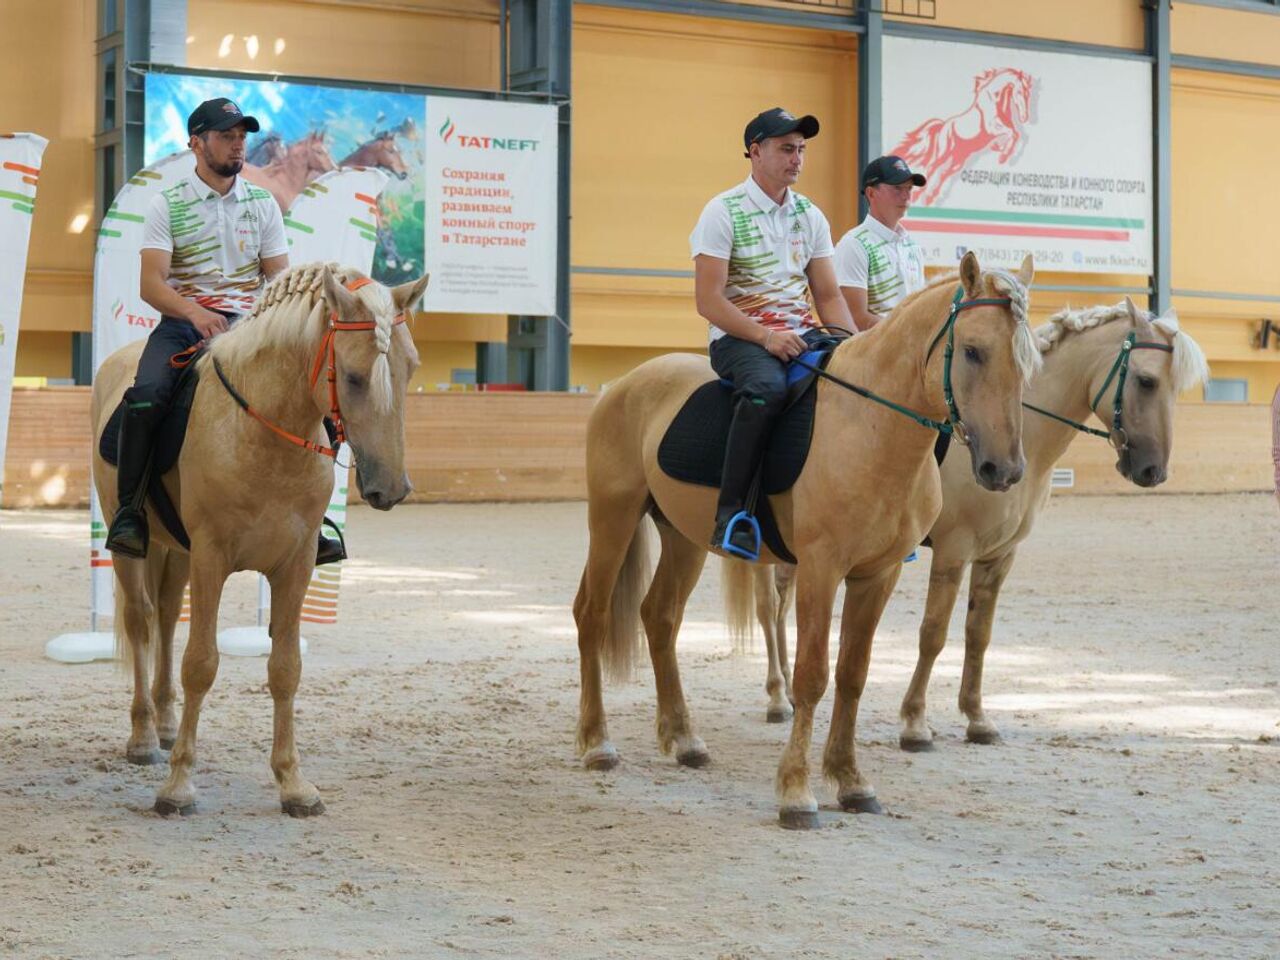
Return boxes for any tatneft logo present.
[438,115,539,152]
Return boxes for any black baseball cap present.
[862,155,926,190]
[187,98,261,136]
[743,107,820,156]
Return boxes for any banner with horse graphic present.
[883,36,1152,275]
[0,132,48,507]
[145,71,558,315]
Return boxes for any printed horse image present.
[246,132,286,168]
[573,252,1039,828]
[340,132,410,180]
[731,298,1209,741]
[893,67,1035,205]
[242,131,337,212]
[91,263,428,816]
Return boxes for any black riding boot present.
[314,417,346,566]
[105,402,167,559]
[710,397,774,558]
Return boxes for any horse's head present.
[1091,298,1209,488]
[299,131,337,174]
[320,266,429,510]
[976,67,1034,126]
[374,134,409,179]
[945,251,1039,492]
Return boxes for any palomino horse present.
[91,263,428,816]
[242,131,337,212]
[892,67,1035,206]
[732,298,1209,744]
[574,252,1039,828]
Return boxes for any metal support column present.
[857,3,883,223]
[88,0,186,383]
[1148,0,1172,314]
[505,0,571,391]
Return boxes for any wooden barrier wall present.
[1,387,1272,508]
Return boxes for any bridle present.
[212,276,406,459]
[1022,330,1173,451]
[792,286,1014,446]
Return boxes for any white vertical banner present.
[88,151,196,627]
[424,98,558,315]
[0,133,49,507]
[278,166,389,625]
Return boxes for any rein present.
[212,276,405,460]
[792,287,1013,446]
[1022,331,1173,450]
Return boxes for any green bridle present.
[1022,330,1174,451]
[793,286,1015,446]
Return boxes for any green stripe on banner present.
[284,218,314,234]
[348,217,376,232]
[0,188,35,204]
[917,206,1145,230]
[98,228,122,238]
[359,231,377,242]
[105,210,145,223]
[12,202,34,214]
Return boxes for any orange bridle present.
[212,277,407,460]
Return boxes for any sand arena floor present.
[0,494,1277,959]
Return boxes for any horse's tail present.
[601,519,652,684]
[722,558,758,655]
[895,117,944,172]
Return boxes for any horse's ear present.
[322,266,359,319]
[1123,296,1142,327]
[391,274,431,317]
[1016,253,1034,288]
[959,251,981,297]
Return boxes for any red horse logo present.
[891,67,1035,206]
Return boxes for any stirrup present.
[720,510,761,562]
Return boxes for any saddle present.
[656,343,955,563]
[99,352,203,550]
[656,347,836,564]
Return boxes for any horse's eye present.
[964,346,984,365]
[1137,375,1157,391]
[345,373,365,390]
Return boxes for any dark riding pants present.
[122,314,232,409]
[708,328,829,413]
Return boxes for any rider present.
[105,97,345,565]
[690,107,857,557]
[834,155,928,329]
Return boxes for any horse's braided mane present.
[1036,301,1211,393]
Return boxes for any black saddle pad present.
[657,359,826,498]
[656,355,833,563]
[99,360,201,473]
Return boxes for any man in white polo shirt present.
[834,154,928,329]
[690,107,856,558]
[105,97,289,559]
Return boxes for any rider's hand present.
[189,306,229,340]
[762,329,808,361]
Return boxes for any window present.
[1203,378,1248,403]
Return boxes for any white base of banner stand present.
[217,627,309,658]
[44,632,117,664]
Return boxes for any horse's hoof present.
[676,747,711,769]
[282,798,326,818]
[153,797,196,817]
[765,705,792,724]
[966,728,1002,746]
[158,737,176,751]
[778,807,820,831]
[582,743,619,771]
[126,749,165,766]
[839,792,884,815]
[899,736,935,753]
